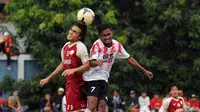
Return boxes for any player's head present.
[178,90,183,97]
[44,93,51,100]
[67,22,87,42]
[130,90,136,98]
[97,24,113,47]
[57,87,64,96]
[113,90,119,97]
[154,93,159,99]
[4,31,9,36]
[12,88,19,96]
[168,84,179,98]
[141,91,147,97]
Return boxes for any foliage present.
[3,0,200,110]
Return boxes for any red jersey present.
[0,97,6,107]
[61,41,89,111]
[159,97,188,112]
[150,98,162,110]
[188,98,199,108]
[63,43,84,83]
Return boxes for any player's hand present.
[40,78,49,86]
[144,70,153,79]
[96,59,104,66]
[62,69,77,76]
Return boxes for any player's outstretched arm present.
[62,61,90,76]
[127,57,153,79]
[40,62,63,86]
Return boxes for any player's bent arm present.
[8,97,17,110]
[127,57,148,73]
[159,98,170,112]
[47,62,63,80]
[17,97,22,108]
[74,61,90,73]
[182,97,189,112]
[90,59,99,67]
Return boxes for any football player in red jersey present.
[159,84,189,112]
[40,22,89,112]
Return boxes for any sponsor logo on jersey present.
[63,59,71,64]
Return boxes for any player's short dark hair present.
[0,91,2,96]
[75,22,87,42]
[168,83,178,92]
[97,24,112,35]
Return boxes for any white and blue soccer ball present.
[77,8,95,25]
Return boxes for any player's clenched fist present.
[40,78,49,86]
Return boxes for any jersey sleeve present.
[115,42,130,59]
[77,42,89,64]
[181,97,189,112]
[159,98,171,112]
[61,47,64,61]
[90,42,100,60]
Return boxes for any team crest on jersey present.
[70,50,74,55]
[66,51,70,56]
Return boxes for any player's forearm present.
[127,57,147,73]
[90,60,98,67]
[74,61,90,72]
[8,104,17,110]
[47,62,63,80]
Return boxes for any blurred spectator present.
[51,87,64,112]
[138,91,150,112]
[162,93,170,102]
[62,95,66,112]
[128,90,139,112]
[0,90,6,111]
[0,32,13,70]
[40,93,52,112]
[150,93,162,112]
[178,90,187,102]
[188,94,200,112]
[8,88,28,112]
[109,90,125,112]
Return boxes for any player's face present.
[142,92,147,97]
[99,28,113,46]
[45,94,50,100]
[170,86,179,98]
[113,91,119,97]
[154,94,159,99]
[130,93,135,98]
[58,91,64,96]
[67,26,81,42]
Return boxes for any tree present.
[4,0,126,109]
[112,0,200,96]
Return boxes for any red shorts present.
[66,81,86,111]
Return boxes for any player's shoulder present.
[77,41,86,47]
[178,97,184,101]
[76,41,88,51]
[164,97,173,103]
[112,39,119,43]
[93,39,101,44]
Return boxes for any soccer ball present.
[77,8,95,25]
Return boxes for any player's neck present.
[172,96,178,99]
[69,41,78,45]
[103,42,112,47]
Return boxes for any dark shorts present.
[83,80,108,101]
